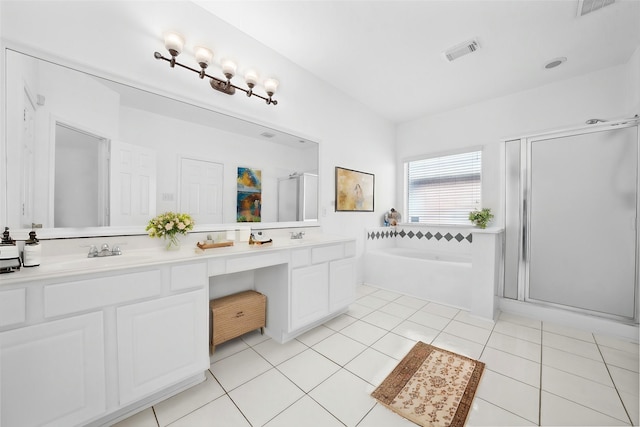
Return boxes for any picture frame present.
[335,166,375,212]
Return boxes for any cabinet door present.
[329,258,356,311]
[116,289,208,405]
[0,312,106,427]
[290,263,329,330]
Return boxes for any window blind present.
[406,150,482,225]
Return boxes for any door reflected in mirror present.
[3,48,319,236]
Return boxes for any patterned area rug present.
[371,342,485,427]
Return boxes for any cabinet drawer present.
[44,270,161,317]
[0,288,26,327]
[290,248,310,268]
[171,262,207,291]
[311,244,344,264]
[226,252,287,273]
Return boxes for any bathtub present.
[364,247,472,309]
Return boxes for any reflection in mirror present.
[4,48,319,236]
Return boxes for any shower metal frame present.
[505,117,640,323]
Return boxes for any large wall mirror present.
[3,48,319,237]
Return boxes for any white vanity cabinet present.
[0,311,106,427]
[289,241,356,332]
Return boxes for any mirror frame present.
[1,42,322,239]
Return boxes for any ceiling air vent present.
[443,39,480,62]
[260,132,276,139]
[577,0,615,17]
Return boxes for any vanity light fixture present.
[154,32,279,105]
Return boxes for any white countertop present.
[0,235,354,285]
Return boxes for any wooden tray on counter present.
[196,241,234,250]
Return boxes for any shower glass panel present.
[527,126,638,319]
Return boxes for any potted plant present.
[468,208,494,229]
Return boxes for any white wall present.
[396,56,640,226]
[0,1,396,276]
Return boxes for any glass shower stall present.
[504,120,639,323]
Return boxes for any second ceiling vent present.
[443,38,480,62]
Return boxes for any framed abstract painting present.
[237,167,262,222]
[335,166,374,212]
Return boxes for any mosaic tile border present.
[367,228,472,243]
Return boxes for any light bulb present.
[264,78,279,95]
[245,69,258,87]
[221,59,237,78]
[195,47,213,68]
[164,32,184,56]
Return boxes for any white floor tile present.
[264,395,343,427]
[620,390,639,426]
[154,370,224,426]
[432,332,485,360]
[209,337,249,364]
[594,333,640,354]
[377,301,417,319]
[608,365,640,396]
[356,284,378,297]
[312,332,367,366]
[542,322,595,343]
[277,349,340,392]
[229,369,304,427]
[252,338,307,366]
[540,391,628,426]
[356,295,389,310]
[442,320,492,345]
[542,346,613,386]
[392,320,440,343]
[345,347,398,386]
[323,313,358,331]
[371,288,403,301]
[394,294,428,310]
[360,310,403,330]
[499,312,541,329]
[371,332,417,360]
[542,331,603,361]
[357,403,416,427]
[339,320,387,346]
[454,310,495,330]
[475,369,540,424]
[493,320,541,344]
[294,324,335,347]
[480,347,540,387]
[309,369,376,427]
[541,365,628,422]
[210,348,271,391]
[407,310,451,330]
[486,331,541,362]
[112,407,158,427]
[345,303,376,319]
[600,344,640,372]
[467,397,536,426]
[240,329,270,347]
[166,395,250,427]
[420,302,460,319]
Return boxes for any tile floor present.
[115,285,640,427]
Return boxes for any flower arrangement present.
[468,208,494,229]
[146,212,194,249]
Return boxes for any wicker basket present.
[210,290,266,353]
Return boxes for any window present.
[405,150,482,225]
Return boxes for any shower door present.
[505,124,639,321]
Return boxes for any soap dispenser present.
[23,231,41,267]
[0,227,21,273]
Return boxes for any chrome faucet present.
[290,231,305,239]
[87,243,122,258]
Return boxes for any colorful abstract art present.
[237,167,262,222]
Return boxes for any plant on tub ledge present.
[146,212,194,250]
[468,208,494,229]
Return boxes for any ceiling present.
[192,0,640,124]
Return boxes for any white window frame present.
[403,147,483,226]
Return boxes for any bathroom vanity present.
[0,235,356,427]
